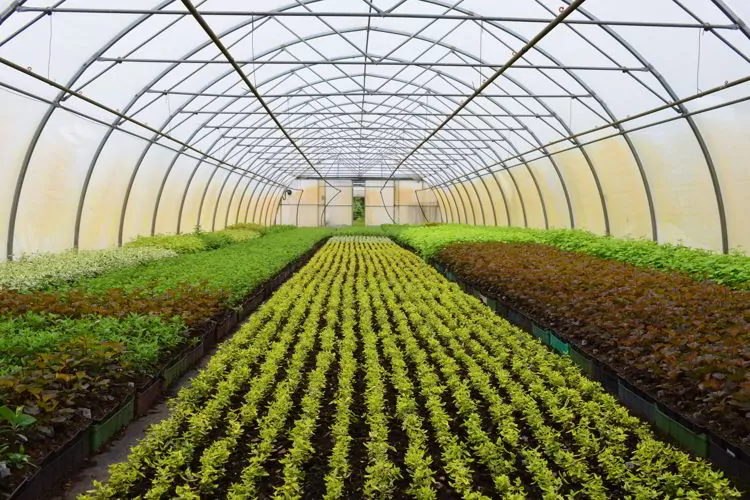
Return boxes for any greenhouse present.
[0,1,749,498]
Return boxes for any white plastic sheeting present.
[0,0,748,258]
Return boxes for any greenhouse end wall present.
[278,180,438,227]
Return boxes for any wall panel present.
[213,172,242,230]
[526,158,571,229]
[494,171,524,227]
[179,166,212,233]
[586,137,653,240]
[512,168,546,229]
[693,104,750,253]
[154,156,196,235]
[631,123,722,251]
[0,94,48,259]
[14,111,102,255]
[80,130,152,250]
[547,147,607,234]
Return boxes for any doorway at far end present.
[352,196,365,226]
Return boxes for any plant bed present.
[432,269,750,486]
[81,237,741,499]
[403,238,750,489]
[1,233,331,498]
[135,377,162,418]
[436,242,750,456]
[618,380,655,421]
[89,396,134,453]
[8,427,91,500]
[383,224,750,290]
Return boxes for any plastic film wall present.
[0,1,749,259]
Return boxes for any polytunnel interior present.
[1,0,749,260]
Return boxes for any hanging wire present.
[569,96,573,129]
[46,12,52,79]
[251,17,256,86]
[696,28,704,93]
[479,20,484,85]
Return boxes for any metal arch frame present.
[0,60,616,234]
[565,0,732,253]
[1,0,303,255]
[3,0,294,256]
[6,0,174,258]
[116,3,326,241]
[169,63,550,227]
[180,0,337,195]
[227,35,575,228]
[234,95,489,224]
[530,0,656,239]
[384,0,606,233]
[225,107,470,227]
[81,15,584,231]
[137,14,299,237]
[250,9,485,224]
[430,0,738,249]
[423,0,741,248]
[63,16,562,234]
[98,2,324,242]
[144,22,601,229]
[191,72,452,230]
[0,1,747,250]
[0,78,302,231]
[429,77,750,183]
[184,79,476,224]
[155,38,463,231]
[44,0,332,248]
[168,66,304,236]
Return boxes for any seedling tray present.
[11,428,91,500]
[90,396,134,452]
[135,377,162,417]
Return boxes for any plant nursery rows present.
[83,237,739,499]
[383,225,750,458]
[437,241,750,452]
[0,225,336,497]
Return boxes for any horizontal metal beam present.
[16,7,739,30]
[239,144,497,150]
[296,176,421,181]
[184,111,554,117]
[206,126,525,131]
[99,57,647,72]
[147,90,592,99]
[227,136,508,141]
[260,157,457,163]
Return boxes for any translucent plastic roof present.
[0,0,749,255]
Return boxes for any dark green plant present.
[0,313,189,376]
[0,337,133,423]
[0,406,36,431]
[73,228,332,301]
